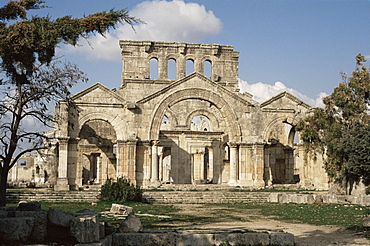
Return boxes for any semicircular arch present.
[149,88,241,141]
[78,112,125,140]
[186,109,220,131]
[262,116,298,144]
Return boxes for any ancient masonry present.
[8,41,329,190]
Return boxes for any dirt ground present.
[168,204,370,246]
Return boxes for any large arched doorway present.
[77,119,117,186]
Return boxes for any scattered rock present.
[363,216,370,227]
[0,217,34,242]
[17,202,41,211]
[119,214,143,233]
[111,203,134,215]
[48,207,75,227]
[15,210,48,241]
[70,214,100,243]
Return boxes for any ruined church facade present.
[11,41,330,190]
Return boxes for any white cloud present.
[238,79,327,108]
[65,0,222,61]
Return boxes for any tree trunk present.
[0,168,8,206]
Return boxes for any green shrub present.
[99,177,143,203]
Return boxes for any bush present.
[99,177,143,203]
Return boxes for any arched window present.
[203,60,212,79]
[150,58,158,79]
[190,115,211,131]
[186,59,194,75]
[288,127,299,146]
[168,58,176,80]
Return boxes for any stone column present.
[126,140,137,184]
[228,142,238,185]
[96,155,101,184]
[55,137,70,191]
[116,140,125,178]
[253,143,266,187]
[151,140,160,185]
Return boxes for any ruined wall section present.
[118,40,240,102]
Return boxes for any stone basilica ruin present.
[8,40,329,190]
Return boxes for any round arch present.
[78,112,125,140]
[186,109,220,131]
[149,88,241,141]
[262,116,301,145]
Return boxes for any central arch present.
[149,88,241,141]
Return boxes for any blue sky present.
[34,0,370,106]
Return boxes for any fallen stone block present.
[48,207,75,227]
[0,217,34,243]
[214,232,270,246]
[177,232,214,246]
[119,214,143,233]
[17,202,42,211]
[269,231,295,246]
[113,232,177,246]
[70,214,100,243]
[15,210,48,241]
[110,203,134,215]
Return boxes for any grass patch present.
[12,201,369,232]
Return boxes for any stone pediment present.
[71,83,126,106]
[260,92,311,112]
[137,72,256,106]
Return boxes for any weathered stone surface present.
[269,232,295,246]
[48,207,75,227]
[113,232,177,246]
[214,232,270,246]
[15,210,48,241]
[70,214,100,243]
[17,201,41,211]
[118,214,143,233]
[0,217,34,242]
[0,210,7,217]
[177,232,214,246]
[110,203,134,215]
[363,216,370,227]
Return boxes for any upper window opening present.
[203,60,212,79]
[160,115,171,130]
[168,58,176,80]
[186,59,194,75]
[150,58,158,79]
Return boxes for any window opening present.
[168,58,176,80]
[186,59,194,75]
[150,58,158,79]
[203,60,212,79]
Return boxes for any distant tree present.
[297,54,370,194]
[0,0,139,206]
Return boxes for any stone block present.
[17,202,41,211]
[307,195,315,204]
[214,232,270,246]
[177,232,214,246]
[113,232,176,246]
[15,210,48,241]
[363,216,370,228]
[70,214,100,243]
[269,232,295,246]
[268,193,279,203]
[119,214,143,233]
[0,217,34,242]
[0,210,7,217]
[48,207,75,227]
[110,203,134,215]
